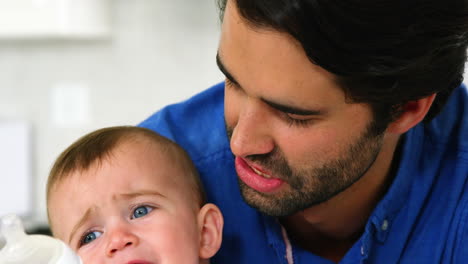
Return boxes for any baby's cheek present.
[76,242,103,264]
[157,221,200,261]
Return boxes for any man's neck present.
[280,134,402,263]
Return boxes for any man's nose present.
[105,225,139,257]
[229,98,275,158]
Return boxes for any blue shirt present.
[140,82,468,264]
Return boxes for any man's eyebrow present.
[69,207,96,244]
[262,99,324,116]
[216,52,323,116]
[216,52,240,86]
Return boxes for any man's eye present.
[285,114,314,127]
[131,205,153,219]
[80,231,102,246]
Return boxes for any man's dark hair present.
[218,0,468,132]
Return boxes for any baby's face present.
[48,141,203,264]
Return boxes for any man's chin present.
[237,178,339,218]
[237,180,305,217]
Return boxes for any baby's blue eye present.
[132,205,153,219]
[80,231,102,246]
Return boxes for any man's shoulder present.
[401,84,468,261]
[371,84,468,262]
[451,186,468,262]
[139,82,228,161]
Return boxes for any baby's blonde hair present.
[46,126,206,232]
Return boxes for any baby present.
[46,126,223,264]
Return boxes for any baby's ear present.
[197,203,224,260]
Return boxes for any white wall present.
[0,0,223,225]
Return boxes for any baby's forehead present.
[126,141,204,207]
[49,136,202,206]
[70,141,196,192]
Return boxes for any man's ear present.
[198,203,224,260]
[387,94,436,134]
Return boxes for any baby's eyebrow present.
[115,190,167,200]
[67,191,166,244]
[69,206,97,244]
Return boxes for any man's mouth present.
[235,157,284,193]
[251,165,272,179]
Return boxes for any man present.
[140,0,468,263]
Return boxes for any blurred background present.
[0,0,223,233]
[1,0,468,237]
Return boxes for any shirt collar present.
[368,124,424,243]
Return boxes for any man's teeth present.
[252,166,272,179]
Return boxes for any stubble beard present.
[227,122,385,217]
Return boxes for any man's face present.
[218,1,386,217]
[48,140,202,264]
